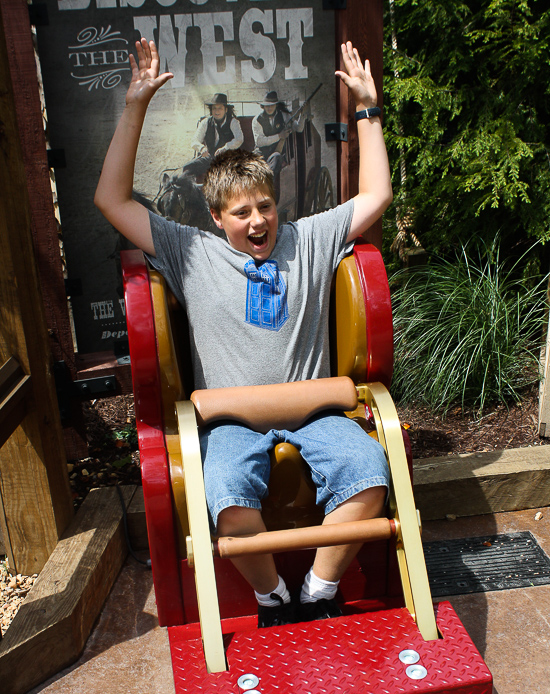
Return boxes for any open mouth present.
[248,231,268,249]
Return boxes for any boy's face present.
[211,187,278,262]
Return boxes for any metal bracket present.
[73,375,117,397]
[325,123,348,142]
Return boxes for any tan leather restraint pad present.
[190,377,358,434]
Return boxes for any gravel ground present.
[1,387,548,637]
[1,560,38,637]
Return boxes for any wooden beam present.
[0,358,32,449]
[539,309,550,436]
[0,486,136,694]
[414,446,550,521]
[1,0,90,460]
[0,3,73,574]
[336,0,384,250]
[1,0,74,374]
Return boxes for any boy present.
[95,39,393,628]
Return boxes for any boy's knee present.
[217,505,265,536]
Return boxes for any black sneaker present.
[257,594,294,628]
[297,597,343,622]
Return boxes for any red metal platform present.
[168,601,492,693]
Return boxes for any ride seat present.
[121,243,430,654]
[121,245,492,688]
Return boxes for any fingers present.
[334,70,351,88]
[149,40,160,72]
[130,37,172,92]
[135,38,149,70]
[339,41,372,81]
[341,41,361,71]
[128,52,138,78]
[156,72,174,89]
[134,38,157,71]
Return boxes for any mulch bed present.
[68,395,141,509]
[398,386,549,458]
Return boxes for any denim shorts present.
[199,410,389,532]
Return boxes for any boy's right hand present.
[126,38,173,108]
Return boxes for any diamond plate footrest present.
[168,601,492,693]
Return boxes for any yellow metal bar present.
[361,382,439,641]
[176,401,227,673]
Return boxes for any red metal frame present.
[121,247,492,693]
[169,602,491,693]
[121,250,184,626]
[353,241,394,388]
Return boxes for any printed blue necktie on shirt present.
[244,259,288,331]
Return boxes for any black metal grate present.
[423,531,550,597]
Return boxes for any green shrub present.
[390,241,548,415]
[383,0,550,257]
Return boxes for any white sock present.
[255,575,290,607]
[300,567,339,604]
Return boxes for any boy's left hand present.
[335,41,377,110]
[126,38,173,108]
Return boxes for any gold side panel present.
[333,256,367,382]
[149,271,184,433]
[263,443,323,531]
[166,433,189,557]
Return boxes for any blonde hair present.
[203,150,275,213]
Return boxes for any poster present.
[34,0,338,354]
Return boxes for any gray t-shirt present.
[146,200,354,389]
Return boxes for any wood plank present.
[0,1,73,574]
[538,311,550,436]
[2,0,74,374]
[414,447,550,520]
[337,0,384,250]
[2,0,90,460]
[0,486,136,694]
[0,377,30,450]
[0,358,32,448]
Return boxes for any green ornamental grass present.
[390,242,548,416]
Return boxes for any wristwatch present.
[355,107,381,121]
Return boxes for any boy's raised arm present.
[335,42,393,242]
[94,39,173,256]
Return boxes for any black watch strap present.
[355,107,381,121]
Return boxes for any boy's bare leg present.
[217,506,279,594]
[311,486,386,583]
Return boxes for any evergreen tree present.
[383,0,550,264]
